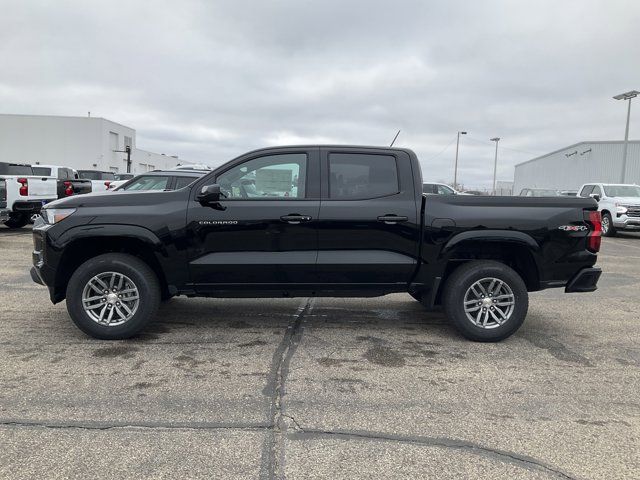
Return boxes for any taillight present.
[584,210,602,253]
[17,178,28,196]
[63,181,74,196]
[104,181,111,188]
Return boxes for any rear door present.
[316,148,420,286]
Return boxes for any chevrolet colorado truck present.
[31,146,602,341]
[0,161,57,228]
[32,165,93,199]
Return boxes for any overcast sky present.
[1,0,639,188]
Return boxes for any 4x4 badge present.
[558,225,588,231]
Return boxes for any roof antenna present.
[389,129,401,147]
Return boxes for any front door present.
[316,148,420,287]
[186,148,320,292]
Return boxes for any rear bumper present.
[12,200,54,214]
[1,208,9,222]
[565,267,602,293]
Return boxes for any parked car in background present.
[114,173,134,182]
[519,188,559,197]
[559,190,578,196]
[0,179,8,222]
[77,170,116,192]
[32,165,92,199]
[0,162,57,228]
[171,164,212,171]
[113,170,208,192]
[423,182,461,195]
[578,183,640,236]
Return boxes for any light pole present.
[613,90,639,183]
[453,131,467,188]
[490,137,500,195]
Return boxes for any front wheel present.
[4,214,29,229]
[442,261,528,342]
[66,253,160,339]
[601,212,616,237]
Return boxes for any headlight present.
[615,203,628,214]
[42,208,76,224]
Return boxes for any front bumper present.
[565,267,602,293]
[613,213,640,230]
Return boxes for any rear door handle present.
[280,214,312,224]
[377,215,408,224]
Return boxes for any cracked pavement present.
[1,226,639,479]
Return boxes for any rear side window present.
[0,163,33,175]
[32,166,52,176]
[121,176,171,191]
[174,176,198,189]
[329,153,399,200]
[580,185,594,197]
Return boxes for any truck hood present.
[44,190,183,209]
[609,196,640,205]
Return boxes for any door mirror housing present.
[589,193,600,202]
[197,184,222,204]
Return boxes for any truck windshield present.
[0,163,33,175]
[604,185,640,197]
[32,167,52,176]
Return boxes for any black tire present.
[66,253,160,340]
[4,214,28,229]
[601,212,616,237]
[409,291,422,302]
[442,261,528,342]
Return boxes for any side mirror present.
[197,184,222,204]
[590,193,600,202]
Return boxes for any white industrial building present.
[513,141,640,194]
[0,113,192,174]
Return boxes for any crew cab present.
[0,162,57,228]
[77,170,116,192]
[31,146,602,341]
[32,165,92,199]
[578,183,640,236]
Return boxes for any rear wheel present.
[442,261,528,342]
[601,212,616,237]
[66,253,160,339]
[4,214,28,229]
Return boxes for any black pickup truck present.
[32,165,92,199]
[31,146,602,341]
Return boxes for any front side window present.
[329,153,398,200]
[216,153,307,199]
[121,175,170,191]
[592,185,603,197]
[422,183,437,194]
[579,185,594,197]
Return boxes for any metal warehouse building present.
[0,113,191,174]
[513,141,640,194]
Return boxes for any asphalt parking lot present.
[0,225,638,479]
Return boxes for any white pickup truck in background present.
[76,170,116,193]
[578,183,640,236]
[0,162,58,229]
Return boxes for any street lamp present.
[490,137,500,195]
[613,90,639,183]
[453,131,467,188]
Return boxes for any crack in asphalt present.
[288,426,578,480]
[0,419,271,432]
[260,298,312,480]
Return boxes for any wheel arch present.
[52,230,170,302]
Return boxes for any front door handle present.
[377,215,408,224]
[280,214,312,224]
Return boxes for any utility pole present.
[453,131,467,188]
[490,137,500,195]
[113,145,132,173]
[613,90,638,183]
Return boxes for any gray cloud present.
[1,0,639,188]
